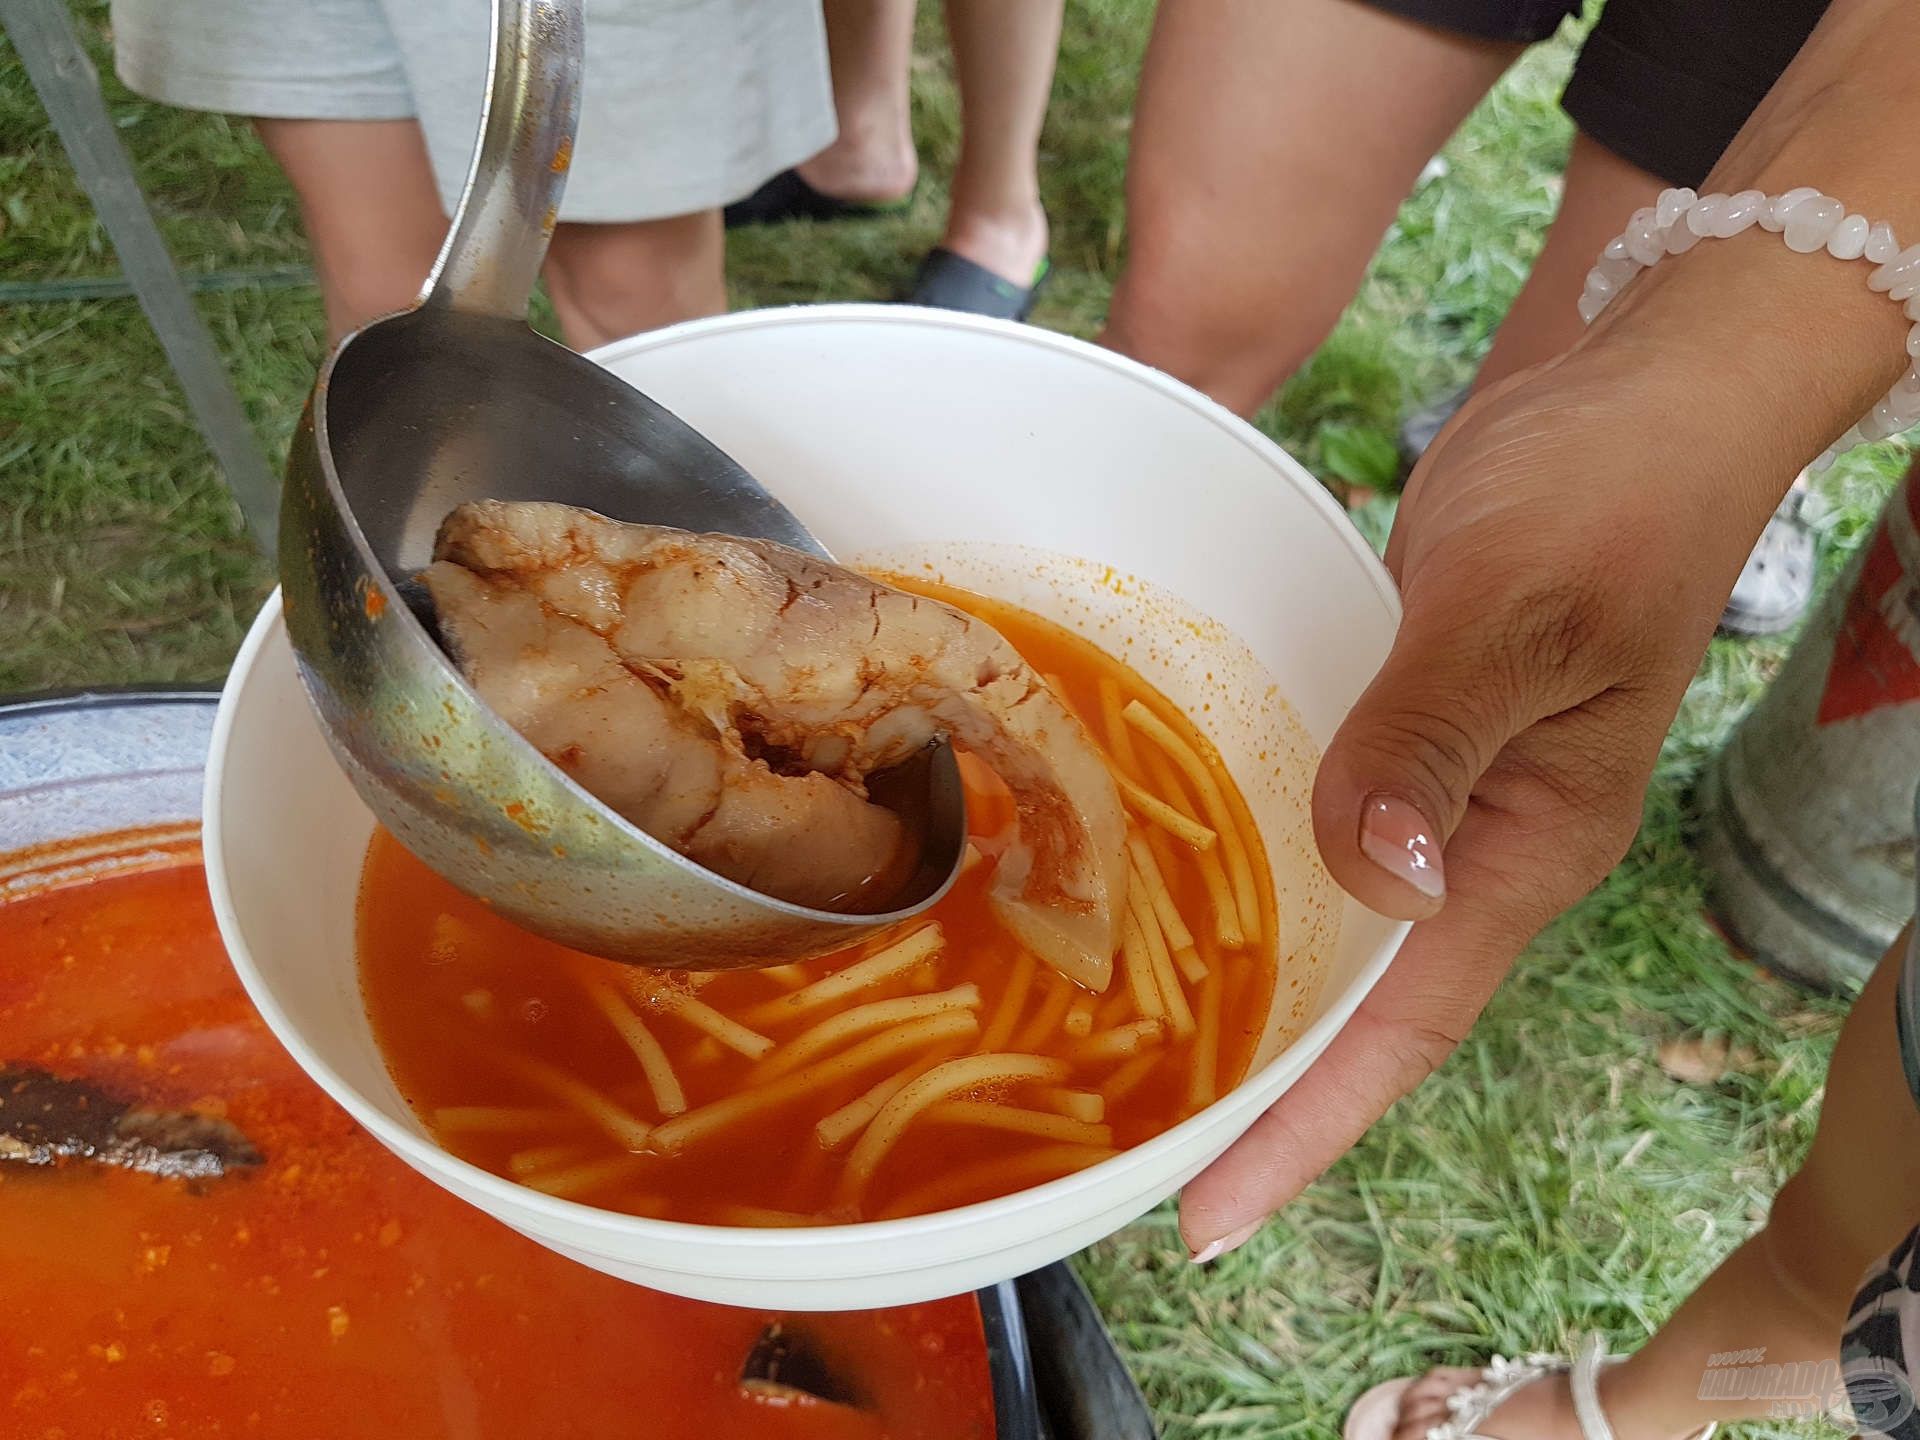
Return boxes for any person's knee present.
[1105,222,1325,418]
[543,215,724,348]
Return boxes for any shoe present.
[1719,485,1815,637]
[903,247,1051,322]
[724,168,914,229]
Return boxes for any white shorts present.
[108,0,836,224]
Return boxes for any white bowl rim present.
[592,301,1403,629]
[205,303,1412,1261]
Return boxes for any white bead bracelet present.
[1580,187,1920,472]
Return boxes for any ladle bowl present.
[277,0,963,966]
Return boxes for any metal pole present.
[3,0,280,554]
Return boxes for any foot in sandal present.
[907,201,1053,321]
[1343,1336,1714,1440]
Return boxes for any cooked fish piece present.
[427,501,1126,987]
[423,561,910,912]
[741,1321,864,1410]
[0,1064,261,1181]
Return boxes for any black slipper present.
[724,169,913,229]
[904,247,1051,322]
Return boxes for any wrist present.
[1562,0,1920,488]
[1573,215,1910,484]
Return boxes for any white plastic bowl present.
[206,305,1408,1310]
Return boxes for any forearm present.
[1557,0,1917,527]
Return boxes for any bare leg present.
[1101,0,1519,418]
[1470,131,1663,390]
[798,0,920,204]
[939,0,1062,285]
[253,118,447,343]
[1387,932,1920,1440]
[541,211,726,351]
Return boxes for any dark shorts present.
[1357,0,1832,188]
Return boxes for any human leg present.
[1101,0,1521,418]
[108,0,441,343]
[1470,131,1661,389]
[1377,931,1920,1440]
[935,0,1063,287]
[253,118,447,342]
[796,0,920,205]
[540,210,726,352]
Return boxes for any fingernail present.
[1189,1218,1264,1265]
[1359,793,1445,901]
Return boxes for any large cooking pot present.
[0,688,1155,1440]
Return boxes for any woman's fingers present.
[1183,691,1661,1258]
[1309,541,1595,920]
[1178,814,1534,1258]
[1310,636,1511,920]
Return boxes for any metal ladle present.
[277,0,964,967]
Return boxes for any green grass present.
[2,4,1911,1436]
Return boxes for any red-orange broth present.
[1,859,994,1439]
[360,583,1279,1225]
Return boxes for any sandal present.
[1342,1333,1716,1440]
[903,247,1051,322]
[1719,484,1816,637]
[723,169,915,229]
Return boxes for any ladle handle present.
[421,0,582,321]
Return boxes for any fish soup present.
[360,582,1279,1224]
[1,852,996,1437]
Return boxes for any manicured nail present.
[1189,1218,1264,1265]
[1359,793,1445,901]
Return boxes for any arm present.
[1577,0,1917,475]
[1182,0,1920,1259]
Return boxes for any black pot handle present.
[1013,1263,1159,1440]
[979,1276,1045,1439]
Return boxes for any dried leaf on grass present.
[1656,1034,1757,1086]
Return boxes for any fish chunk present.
[423,562,909,911]
[0,1064,261,1181]
[741,1321,865,1409]
[426,501,1127,988]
